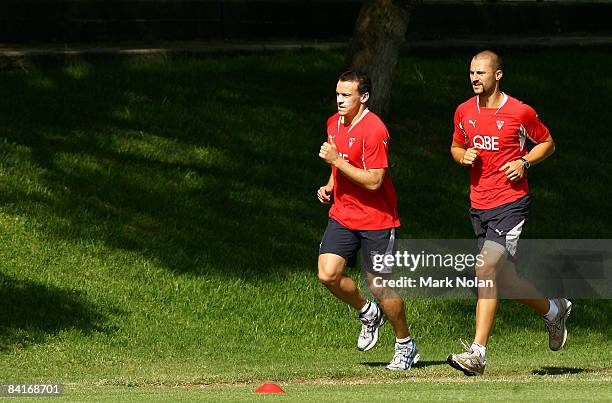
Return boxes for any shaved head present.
[469,50,504,97]
[472,50,503,71]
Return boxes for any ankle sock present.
[359,301,377,320]
[544,300,559,321]
[471,342,486,360]
[396,336,412,344]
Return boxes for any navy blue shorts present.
[470,195,531,257]
[319,218,397,273]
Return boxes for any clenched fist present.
[461,147,480,166]
[317,185,333,204]
[319,136,339,165]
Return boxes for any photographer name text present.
[373,276,493,289]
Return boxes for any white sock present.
[544,300,559,321]
[359,301,377,320]
[471,342,486,360]
[396,336,412,344]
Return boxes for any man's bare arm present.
[451,141,480,166]
[317,172,334,203]
[319,140,385,191]
[499,134,555,182]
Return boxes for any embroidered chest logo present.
[468,119,477,128]
[349,137,355,148]
[496,120,505,130]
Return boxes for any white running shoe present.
[386,340,420,370]
[357,301,385,351]
[447,340,486,376]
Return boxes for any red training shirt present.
[326,109,400,230]
[453,94,550,210]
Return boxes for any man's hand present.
[499,159,525,182]
[317,184,333,204]
[461,147,480,166]
[319,136,339,165]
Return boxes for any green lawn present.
[51,374,608,402]
[0,49,610,400]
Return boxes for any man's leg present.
[474,299,497,346]
[360,228,410,338]
[497,260,572,351]
[318,253,367,310]
[318,219,384,352]
[473,240,506,346]
[366,272,409,339]
[366,272,420,370]
[448,240,505,376]
[361,229,420,370]
[366,271,420,370]
[451,197,529,375]
[318,219,366,309]
[318,254,385,352]
[497,259,548,314]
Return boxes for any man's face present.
[336,80,364,117]
[469,57,500,96]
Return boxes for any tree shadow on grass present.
[532,367,586,376]
[0,52,340,280]
[0,272,117,351]
[2,52,610,280]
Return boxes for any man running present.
[447,50,571,376]
[317,70,419,370]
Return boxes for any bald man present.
[447,50,571,376]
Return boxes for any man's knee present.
[477,240,508,279]
[318,255,345,287]
[476,263,497,280]
[318,269,341,287]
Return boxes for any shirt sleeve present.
[520,104,550,144]
[452,107,468,145]
[362,122,389,170]
[326,115,336,141]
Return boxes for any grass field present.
[0,49,610,401]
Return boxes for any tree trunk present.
[346,0,419,118]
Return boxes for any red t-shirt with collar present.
[325,109,400,230]
[453,94,550,209]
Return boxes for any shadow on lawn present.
[0,272,116,351]
[361,360,447,369]
[532,367,586,376]
[0,52,341,279]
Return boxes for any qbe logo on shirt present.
[473,135,500,151]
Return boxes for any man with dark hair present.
[316,71,420,370]
[447,50,571,376]
[337,70,372,96]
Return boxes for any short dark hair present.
[474,50,503,71]
[338,70,371,95]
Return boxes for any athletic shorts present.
[470,194,531,257]
[319,218,397,274]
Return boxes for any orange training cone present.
[255,383,285,394]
